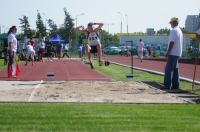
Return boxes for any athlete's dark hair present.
[87,22,93,27]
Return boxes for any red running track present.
[107,56,200,81]
[0,60,110,81]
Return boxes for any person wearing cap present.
[164,17,183,90]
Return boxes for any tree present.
[60,8,75,41]
[48,19,58,36]
[156,28,170,35]
[36,11,46,38]
[19,15,31,37]
[101,30,119,47]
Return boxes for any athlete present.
[75,22,104,69]
[25,43,35,66]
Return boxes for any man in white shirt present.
[164,17,183,90]
[137,39,144,62]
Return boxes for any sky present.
[0,0,199,34]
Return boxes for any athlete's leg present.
[86,44,92,62]
[96,43,103,66]
[86,44,94,69]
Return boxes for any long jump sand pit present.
[0,81,197,103]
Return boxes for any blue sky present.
[0,0,199,34]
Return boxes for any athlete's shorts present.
[90,45,97,53]
[88,39,101,46]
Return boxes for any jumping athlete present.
[75,22,104,69]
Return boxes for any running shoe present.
[90,62,94,69]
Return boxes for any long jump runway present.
[0,60,198,103]
[0,60,110,81]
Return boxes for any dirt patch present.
[0,81,196,103]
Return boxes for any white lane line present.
[28,80,44,102]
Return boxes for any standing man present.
[137,39,144,62]
[164,17,183,90]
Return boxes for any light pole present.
[107,23,115,34]
[117,12,123,33]
[2,25,6,34]
[75,13,85,28]
[0,24,1,34]
[125,14,129,34]
[75,13,85,43]
[42,12,48,37]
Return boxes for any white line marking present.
[28,80,44,102]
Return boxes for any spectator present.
[34,41,40,61]
[137,39,144,62]
[164,17,183,90]
[62,43,70,58]
[7,26,18,78]
[46,43,53,61]
[21,42,27,60]
[28,37,35,47]
[78,44,83,58]
[125,43,130,57]
[3,39,8,65]
[25,44,35,66]
[56,43,62,60]
[188,45,193,57]
[39,39,45,62]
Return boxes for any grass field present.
[0,59,6,71]
[93,61,200,95]
[0,59,200,132]
[0,103,200,132]
[0,59,25,71]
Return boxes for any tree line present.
[19,8,74,41]
[18,8,119,46]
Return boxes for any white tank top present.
[87,32,101,46]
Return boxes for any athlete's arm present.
[93,23,104,32]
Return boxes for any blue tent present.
[50,34,65,43]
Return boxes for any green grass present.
[93,61,200,94]
[0,59,7,71]
[0,103,200,132]
[0,59,25,72]
[0,59,199,132]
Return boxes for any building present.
[146,28,155,36]
[119,34,191,52]
[185,15,200,32]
